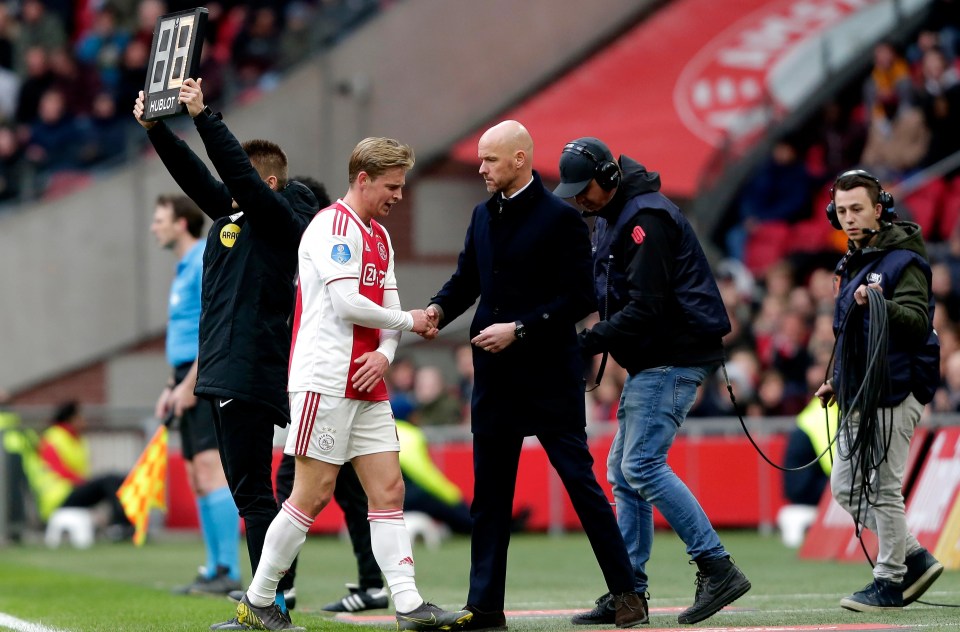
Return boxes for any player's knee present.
[291,491,331,518]
[367,477,405,508]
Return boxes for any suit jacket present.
[430,172,596,435]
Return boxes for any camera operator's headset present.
[561,142,621,190]
[825,169,896,229]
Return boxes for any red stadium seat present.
[40,171,94,201]
[744,221,791,277]
[902,177,947,240]
[788,217,841,254]
[939,176,960,240]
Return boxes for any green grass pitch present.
[0,530,958,631]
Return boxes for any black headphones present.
[562,142,621,191]
[825,169,895,229]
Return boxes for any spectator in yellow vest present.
[36,401,131,538]
[397,417,472,534]
[0,390,36,541]
[782,397,839,506]
[396,414,529,535]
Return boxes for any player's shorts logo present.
[332,244,351,264]
[317,426,336,452]
[220,223,240,248]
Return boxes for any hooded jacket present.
[579,156,730,374]
[832,221,939,406]
[148,111,319,420]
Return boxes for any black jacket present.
[430,172,596,435]
[147,111,318,421]
[579,156,730,374]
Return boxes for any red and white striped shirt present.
[289,200,412,400]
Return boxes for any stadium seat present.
[744,221,791,277]
[44,507,95,549]
[939,176,960,240]
[902,177,947,240]
[788,217,841,254]
[40,171,94,202]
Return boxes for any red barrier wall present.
[165,432,788,533]
[798,427,960,564]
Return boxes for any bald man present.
[424,121,647,629]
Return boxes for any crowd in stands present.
[9,1,960,427]
[386,349,474,430]
[0,0,385,205]
[703,0,960,422]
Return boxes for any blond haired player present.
[220,138,472,632]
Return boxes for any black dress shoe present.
[460,605,507,631]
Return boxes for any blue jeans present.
[608,365,726,593]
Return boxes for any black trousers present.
[210,397,281,583]
[62,473,129,526]
[274,453,297,592]
[468,429,632,611]
[334,461,383,589]
[276,454,383,590]
[404,475,473,534]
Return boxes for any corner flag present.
[116,425,168,545]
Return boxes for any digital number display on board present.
[142,8,208,121]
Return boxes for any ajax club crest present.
[317,426,336,452]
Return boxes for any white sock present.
[369,508,422,613]
[247,501,313,608]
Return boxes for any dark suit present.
[430,172,633,611]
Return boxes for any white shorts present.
[286,391,399,464]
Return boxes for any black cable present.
[586,256,613,393]
[722,296,863,473]
[837,288,892,534]
[835,288,957,608]
[723,364,841,472]
[727,286,955,607]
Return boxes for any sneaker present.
[175,566,242,596]
[571,592,616,625]
[234,593,305,630]
[613,591,648,628]
[460,605,506,631]
[210,608,301,632]
[677,556,751,624]
[903,548,944,606]
[228,589,297,612]
[321,584,389,612]
[396,601,474,631]
[840,578,903,612]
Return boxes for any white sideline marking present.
[0,613,69,632]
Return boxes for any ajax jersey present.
[289,201,397,400]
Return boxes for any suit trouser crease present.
[469,430,632,611]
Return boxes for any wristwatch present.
[514,320,526,340]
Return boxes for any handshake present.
[408,305,441,340]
